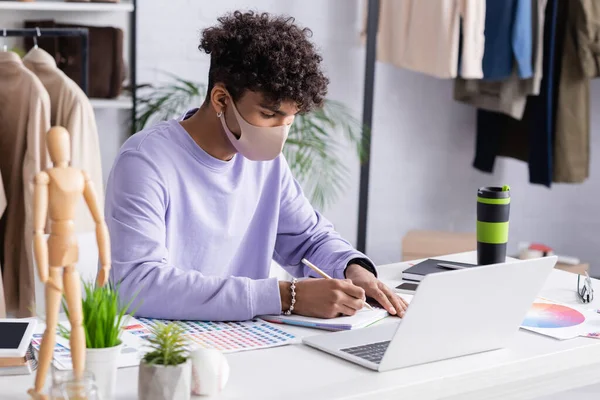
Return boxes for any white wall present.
[367,65,600,274]
[8,1,589,275]
[0,0,600,275]
[126,0,600,276]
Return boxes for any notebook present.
[0,343,37,376]
[402,258,478,282]
[259,308,390,331]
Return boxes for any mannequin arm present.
[33,172,50,283]
[82,171,111,287]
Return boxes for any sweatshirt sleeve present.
[459,0,486,78]
[273,156,375,280]
[105,151,281,321]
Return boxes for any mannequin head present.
[47,126,71,167]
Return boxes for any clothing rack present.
[130,0,138,135]
[357,0,380,253]
[2,28,89,95]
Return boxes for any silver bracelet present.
[284,278,298,315]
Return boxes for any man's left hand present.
[345,264,409,317]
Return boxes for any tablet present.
[0,319,37,358]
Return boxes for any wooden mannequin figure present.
[28,126,111,400]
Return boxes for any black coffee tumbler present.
[477,186,510,265]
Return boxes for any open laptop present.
[303,256,557,372]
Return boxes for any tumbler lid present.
[478,186,510,199]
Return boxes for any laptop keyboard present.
[341,341,390,364]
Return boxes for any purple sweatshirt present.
[104,111,373,321]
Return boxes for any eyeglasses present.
[577,271,594,304]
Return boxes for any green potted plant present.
[134,73,368,210]
[59,281,136,400]
[138,322,192,400]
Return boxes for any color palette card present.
[31,332,72,371]
[31,322,145,371]
[124,318,298,354]
[520,298,599,340]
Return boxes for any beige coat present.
[372,0,486,79]
[553,0,600,183]
[0,51,51,317]
[23,48,104,232]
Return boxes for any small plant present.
[142,322,189,366]
[61,281,137,348]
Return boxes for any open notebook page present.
[259,293,413,331]
[259,308,389,331]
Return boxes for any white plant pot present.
[190,348,230,396]
[138,359,191,400]
[85,343,122,400]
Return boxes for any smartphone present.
[395,282,419,294]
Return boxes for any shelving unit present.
[0,0,137,127]
[0,1,134,12]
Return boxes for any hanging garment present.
[370,0,486,79]
[575,1,600,79]
[481,0,533,81]
[0,51,51,317]
[0,169,6,317]
[553,0,600,183]
[473,0,566,187]
[24,20,126,99]
[454,0,547,120]
[23,47,104,231]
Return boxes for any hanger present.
[2,29,6,52]
[33,27,41,49]
[24,28,53,64]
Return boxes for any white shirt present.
[374,0,486,79]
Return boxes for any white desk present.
[3,252,600,400]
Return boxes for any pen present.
[437,263,468,270]
[301,258,373,310]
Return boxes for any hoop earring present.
[216,111,223,118]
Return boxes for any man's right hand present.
[280,279,366,319]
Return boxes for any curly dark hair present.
[199,10,329,113]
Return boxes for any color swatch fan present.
[520,299,590,340]
[522,303,585,329]
[124,318,297,354]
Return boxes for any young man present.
[105,11,408,321]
